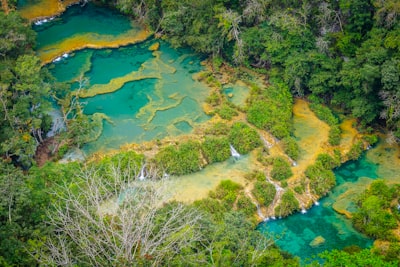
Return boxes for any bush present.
[244,171,266,181]
[206,91,220,106]
[237,194,257,217]
[251,181,276,206]
[217,103,238,120]
[316,153,340,170]
[155,141,202,175]
[201,136,231,163]
[347,141,364,160]
[246,81,293,139]
[274,190,299,217]
[363,134,378,146]
[305,162,336,196]
[205,122,230,136]
[281,136,299,160]
[210,180,243,208]
[309,102,339,126]
[270,157,293,181]
[329,125,342,146]
[228,122,261,154]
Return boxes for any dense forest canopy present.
[113,0,400,140]
[0,0,400,266]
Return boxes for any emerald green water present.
[33,3,135,51]
[42,4,209,154]
[35,2,400,262]
[258,151,381,261]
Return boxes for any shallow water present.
[42,4,210,155]
[33,3,150,63]
[258,139,400,261]
[33,2,400,262]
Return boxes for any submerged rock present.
[309,235,325,247]
[149,42,160,51]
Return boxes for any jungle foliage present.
[114,0,400,143]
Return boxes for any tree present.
[38,160,204,266]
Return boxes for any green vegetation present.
[275,190,299,217]
[353,180,398,240]
[309,102,342,146]
[252,181,276,207]
[2,0,400,265]
[347,140,365,160]
[155,141,202,175]
[247,80,293,139]
[270,157,293,181]
[305,161,336,196]
[228,122,261,154]
[201,136,230,163]
[309,249,398,267]
[281,136,300,160]
[216,102,238,120]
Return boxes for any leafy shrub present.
[228,122,261,154]
[237,194,257,217]
[305,162,336,196]
[281,136,299,160]
[329,125,342,146]
[155,141,202,175]
[201,136,231,163]
[210,180,243,208]
[274,190,299,217]
[309,102,339,126]
[309,102,342,146]
[270,157,293,181]
[363,134,378,146]
[247,101,291,139]
[251,181,276,206]
[316,153,341,170]
[205,122,230,136]
[246,81,293,139]
[294,185,305,194]
[206,91,220,106]
[245,171,266,182]
[347,141,364,160]
[217,103,238,120]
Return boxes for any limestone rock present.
[309,236,325,247]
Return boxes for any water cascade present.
[229,144,241,160]
[265,176,285,216]
[260,135,273,149]
[138,164,146,181]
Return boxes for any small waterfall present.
[266,176,284,192]
[260,135,273,149]
[256,204,267,221]
[229,144,241,160]
[314,201,320,206]
[47,109,66,137]
[138,164,146,181]
[265,175,285,218]
[301,207,307,214]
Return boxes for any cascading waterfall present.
[138,164,146,181]
[265,175,285,219]
[229,144,241,160]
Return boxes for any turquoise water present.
[258,153,378,262]
[33,3,135,50]
[43,4,210,154]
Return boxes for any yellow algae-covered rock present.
[339,119,359,156]
[38,27,152,64]
[309,236,325,247]
[19,0,80,21]
[148,42,160,51]
[79,72,160,98]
